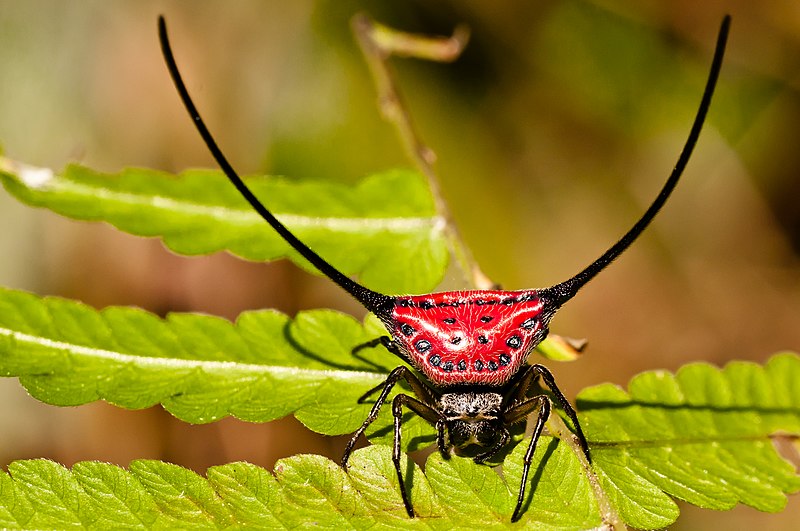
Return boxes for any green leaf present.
[0,283,570,453]
[128,460,233,528]
[1,356,799,529]
[0,257,798,529]
[274,454,368,527]
[1,285,799,516]
[0,285,420,443]
[577,352,800,529]
[0,158,448,295]
[206,462,287,528]
[503,438,602,529]
[345,446,442,527]
[425,451,512,526]
[71,461,169,529]
[5,460,90,529]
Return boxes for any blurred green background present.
[0,1,798,528]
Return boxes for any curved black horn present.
[541,15,730,308]
[158,16,394,318]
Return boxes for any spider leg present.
[342,366,437,466]
[391,394,441,518]
[354,363,437,405]
[502,366,539,409]
[351,336,413,370]
[343,366,409,464]
[529,364,590,461]
[501,364,589,522]
[435,419,449,459]
[503,394,551,523]
[356,378,393,405]
[352,335,395,355]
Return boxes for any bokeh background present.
[0,0,798,528]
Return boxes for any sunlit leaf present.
[0,286,399,439]
[577,353,800,529]
[1,291,797,529]
[0,158,447,295]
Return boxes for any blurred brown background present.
[0,1,798,528]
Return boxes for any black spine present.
[158,16,394,318]
[541,15,730,307]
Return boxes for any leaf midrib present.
[42,177,443,234]
[0,326,386,381]
[590,434,786,449]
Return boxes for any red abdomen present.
[388,290,546,387]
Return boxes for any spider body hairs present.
[157,15,729,522]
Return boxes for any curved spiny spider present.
[157,15,729,522]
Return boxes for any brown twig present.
[351,13,494,290]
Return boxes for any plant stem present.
[351,13,494,290]
[351,13,584,359]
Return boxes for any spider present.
[157,14,729,522]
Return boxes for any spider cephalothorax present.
[157,14,730,523]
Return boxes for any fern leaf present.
[0,159,446,294]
